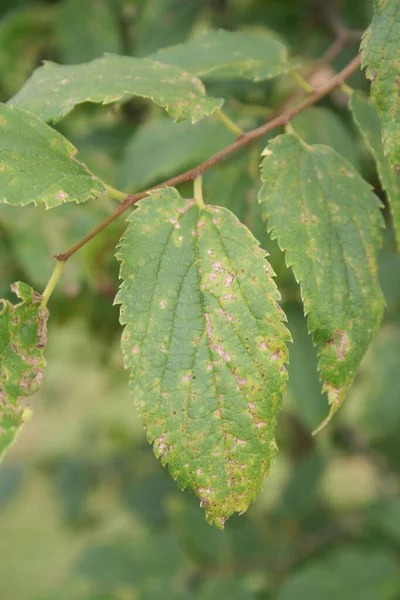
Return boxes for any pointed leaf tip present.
[116,187,290,526]
[259,133,384,427]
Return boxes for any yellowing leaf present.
[151,29,297,80]
[116,187,289,527]
[0,282,49,459]
[259,133,384,430]
[361,0,400,170]
[8,55,223,124]
[0,103,105,208]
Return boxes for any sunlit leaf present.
[8,55,223,124]
[350,90,400,247]
[361,0,400,170]
[0,282,48,459]
[0,103,105,208]
[151,29,297,80]
[116,187,289,527]
[259,133,384,430]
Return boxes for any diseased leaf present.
[0,103,105,208]
[0,282,48,459]
[116,187,289,527]
[8,55,223,124]
[350,90,400,247]
[151,29,297,80]
[361,0,400,170]
[258,133,384,429]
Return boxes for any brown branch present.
[55,53,362,263]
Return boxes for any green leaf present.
[135,0,205,57]
[350,90,400,247]
[286,306,327,431]
[0,199,119,290]
[362,325,400,441]
[56,0,121,65]
[277,548,400,600]
[198,578,257,600]
[151,29,297,80]
[258,133,384,429]
[291,107,362,171]
[117,116,234,193]
[116,187,289,527]
[8,55,223,124]
[0,282,48,459]
[0,6,53,96]
[369,497,400,546]
[361,0,400,170]
[74,532,191,592]
[0,103,105,208]
[276,453,323,520]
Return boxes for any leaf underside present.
[0,282,49,459]
[8,55,223,124]
[258,133,384,429]
[116,187,289,527]
[0,103,105,208]
[361,0,400,170]
[151,29,297,80]
[350,90,400,248]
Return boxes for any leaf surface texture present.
[350,90,400,247]
[0,103,105,207]
[9,55,223,123]
[116,187,289,526]
[258,133,384,428]
[361,0,400,170]
[151,29,296,80]
[0,282,48,459]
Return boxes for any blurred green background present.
[1,0,400,598]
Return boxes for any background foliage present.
[1,0,400,598]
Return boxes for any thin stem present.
[215,108,244,136]
[340,83,353,97]
[55,53,362,263]
[291,70,315,94]
[285,122,297,136]
[41,261,65,306]
[194,176,205,207]
[103,182,128,201]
